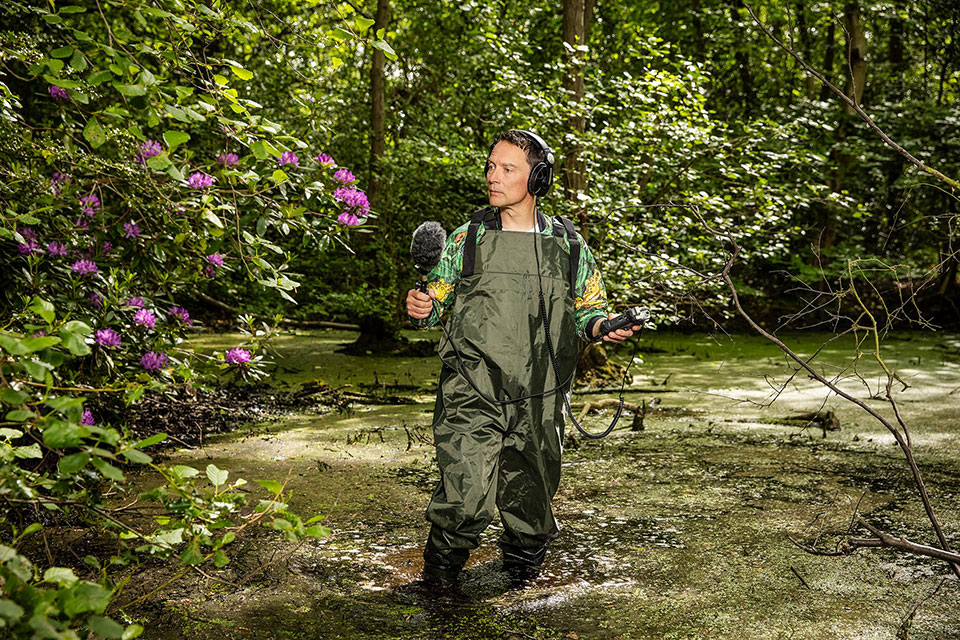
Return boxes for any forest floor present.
[105,329,960,639]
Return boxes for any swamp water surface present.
[117,330,960,639]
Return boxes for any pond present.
[116,329,960,639]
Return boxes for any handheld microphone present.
[410,221,447,327]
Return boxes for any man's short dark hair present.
[489,130,547,170]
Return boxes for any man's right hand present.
[406,287,435,320]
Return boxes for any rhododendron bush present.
[0,1,384,635]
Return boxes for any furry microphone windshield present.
[411,221,447,275]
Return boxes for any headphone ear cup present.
[528,162,552,198]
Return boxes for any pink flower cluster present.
[315,153,335,166]
[95,328,122,348]
[71,259,98,275]
[333,168,356,184]
[278,151,299,167]
[136,140,162,165]
[134,309,156,329]
[141,351,168,371]
[124,222,141,239]
[49,85,68,100]
[218,153,239,166]
[169,306,193,327]
[188,172,214,189]
[225,347,251,366]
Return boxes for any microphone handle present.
[411,280,431,328]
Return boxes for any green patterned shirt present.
[421,212,608,341]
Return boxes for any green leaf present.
[122,623,144,639]
[0,335,29,355]
[206,464,228,486]
[63,321,91,334]
[202,210,223,228]
[59,329,91,356]
[91,457,125,482]
[163,129,190,152]
[146,153,172,170]
[21,336,61,353]
[163,104,190,123]
[180,542,204,565]
[229,65,253,81]
[221,531,236,545]
[256,479,283,494]
[43,420,83,448]
[250,140,267,160]
[59,5,88,13]
[63,581,111,616]
[331,27,352,41]
[70,50,87,71]
[51,46,74,59]
[0,387,30,406]
[0,599,25,623]
[19,359,51,383]
[14,443,42,459]
[6,409,36,422]
[114,83,147,97]
[0,428,23,440]
[214,550,229,568]
[371,40,397,61]
[134,433,166,448]
[88,615,126,639]
[305,525,331,537]
[59,452,90,474]
[87,70,113,85]
[121,448,152,464]
[43,567,78,586]
[19,215,41,225]
[30,297,55,324]
[272,169,288,183]
[355,16,375,31]
[171,465,199,479]
[83,118,106,149]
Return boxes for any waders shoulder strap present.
[558,216,580,299]
[461,207,496,278]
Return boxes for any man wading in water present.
[406,130,641,589]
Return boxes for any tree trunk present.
[843,1,868,114]
[369,0,389,210]
[794,1,817,99]
[561,0,594,240]
[820,21,836,101]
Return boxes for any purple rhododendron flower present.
[187,172,214,189]
[218,153,239,166]
[47,241,68,256]
[17,240,40,255]
[141,351,168,371]
[31,330,47,337]
[207,253,224,268]
[95,328,122,348]
[80,194,100,219]
[134,309,156,329]
[124,296,144,308]
[74,218,90,230]
[315,153,335,166]
[278,151,299,167]
[224,347,251,366]
[81,409,95,426]
[136,139,162,165]
[89,292,103,309]
[71,259,98,275]
[20,227,37,241]
[169,306,193,327]
[102,241,113,254]
[333,187,371,216]
[51,172,70,195]
[124,222,141,239]
[333,168,356,184]
[337,212,360,226]
[49,85,68,100]
[204,264,216,278]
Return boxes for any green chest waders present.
[423,214,580,582]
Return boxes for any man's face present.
[486,141,533,208]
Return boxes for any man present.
[406,129,640,588]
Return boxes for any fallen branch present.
[845,519,960,565]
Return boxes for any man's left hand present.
[595,313,642,344]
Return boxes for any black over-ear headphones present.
[488,130,556,198]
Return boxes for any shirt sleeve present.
[573,233,608,341]
[419,223,471,329]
